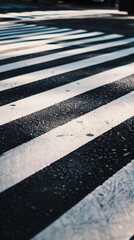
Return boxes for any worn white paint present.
[0,9,128,22]
[0,62,134,125]
[61,33,122,47]
[0,26,48,36]
[7,31,103,43]
[0,91,134,193]
[0,30,102,49]
[0,43,62,60]
[0,28,73,44]
[31,160,134,240]
[0,46,134,92]
[0,24,47,32]
[0,29,90,51]
[0,23,26,28]
[0,37,133,74]
[0,27,60,40]
[0,33,121,61]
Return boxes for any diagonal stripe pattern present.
[0,21,134,240]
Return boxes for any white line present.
[0,27,58,39]
[0,32,118,61]
[31,160,134,240]
[0,37,133,74]
[62,33,122,47]
[1,32,121,45]
[0,43,62,60]
[0,28,72,45]
[0,62,134,125]
[0,25,48,34]
[0,26,48,36]
[0,22,22,26]
[0,29,90,52]
[0,30,101,50]
[0,46,134,92]
[0,23,26,29]
[0,24,43,29]
[12,31,103,43]
[0,9,128,20]
[0,28,71,42]
[0,91,134,193]
[0,25,27,31]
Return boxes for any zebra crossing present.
[32,159,134,240]
[0,21,134,240]
[0,9,128,21]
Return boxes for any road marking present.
[2,32,121,45]
[0,9,128,21]
[0,46,134,92]
[0,37,133,74]
[61,33,122,47]
[0,25,49,35]
[0,29,90,51]
[0,23,26,28]
[0,30,102,48]
[31,160,134,240]
[0,62,133,125]
[0,15,134,240]
[0,28,72,43]
[0,91,134,193]
[0,24,28,31]
[0,43,62,60]
[0,33,121,61]
[0,28,73,44]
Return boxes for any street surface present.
[0,1,134,240]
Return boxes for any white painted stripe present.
[0,25,28,31]
[0,91,134,193]
[0,62,133,125]
[0,9,128,20]
[0,30,101,47]
[0,29,90,52]
[0,28,71,43]
[0,37,133,74]
[31,160,134,240]
[0,27,58,39]
[0,46,134,92]
[0,23,26,29]
[0,20,19,24]
[0,24,47,32]
[0,33,119,61]
[0,44,62,60]
[62,33,123,47]
[2,32,122,46]
[0,9,123,17]
[0,28,72,45]
[0,23,23,26]
[0,26,48,35]
[10,31,103,43]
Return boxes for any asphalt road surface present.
[0,1,134,240]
